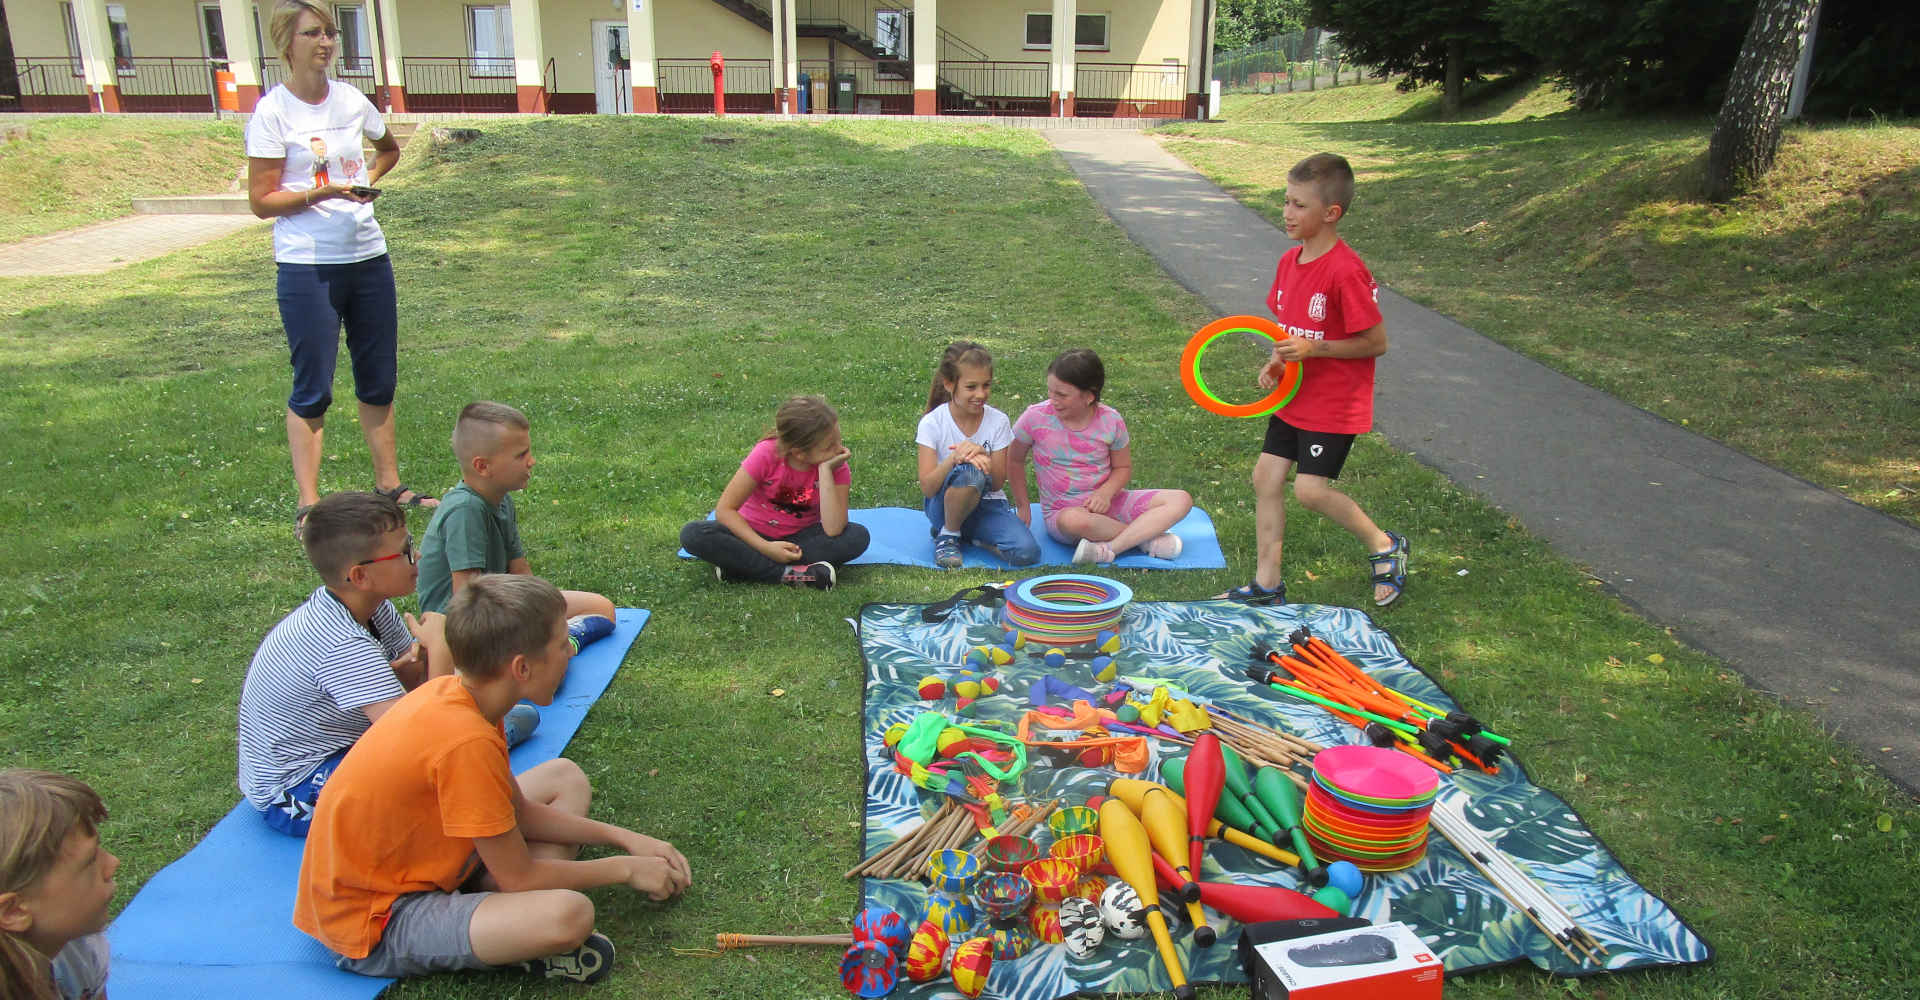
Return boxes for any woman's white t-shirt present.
[916,403,1014,501]
[244,80,389,264]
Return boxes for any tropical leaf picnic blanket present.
[853,596,1712,999]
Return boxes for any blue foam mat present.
[679,505,1227,570]
[105,608,650,1000]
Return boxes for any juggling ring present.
[1181,315,1303,418]
[1001,574,1132,646]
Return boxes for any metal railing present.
[936,60,1048,116]
[398,57,515,113]
[3,56,91,112]
[798,59,911,114]
[1214,29,1355,93]
[656,57,774,113]
[1074,62,1187,117]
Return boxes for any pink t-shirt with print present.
[734,437,852,538]
[1013,401,1130,515]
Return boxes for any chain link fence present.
[1214,29,1362,94]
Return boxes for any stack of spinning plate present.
[1303,745,1439,872]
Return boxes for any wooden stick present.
[715,932,854,950]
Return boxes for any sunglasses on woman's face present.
[298,27,341,40]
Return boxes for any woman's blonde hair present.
[268,0,337,64]
[1,770,107,1000]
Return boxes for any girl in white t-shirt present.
[0,770,117,1000]
[246,0,436,539]
[914,342,1041,568]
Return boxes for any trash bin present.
[797,71,810,114]
[834,72,857,114]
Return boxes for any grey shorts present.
[337,890,493,979]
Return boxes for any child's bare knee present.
[533,891,596,951]
[1292,477,1335,509]
[553,758,592,810]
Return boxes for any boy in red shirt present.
[1220,152,1409,608]
[293,574,690,984]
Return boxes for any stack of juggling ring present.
[1302,745,1439,873]
[839,905,913,998]
[1000,574,1132,646]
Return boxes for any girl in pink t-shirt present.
[1010,349,1193,564]
[680,396,869,589]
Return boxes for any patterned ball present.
[1094,630,1122,654]
[950,937,994,997]
[851,904,912,960]
[917,675,947,700]
[1091,654,1116,682]
[1098,881,1148,939]
[903,921,949,982]
[935,727,969,756]
[954,678,982,700]
[1043,649,1066,668]
[980,675,1001,696]
[882,721,910,747]
[1059,895,1107,959]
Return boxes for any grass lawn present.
[0,116,247,243]
[1159,79,1920,525]
[1,114,1915,999]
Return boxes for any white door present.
[592,20,630,114]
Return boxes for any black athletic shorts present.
[1261,416,1357,479]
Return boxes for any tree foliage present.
[1212,0,1311,52]
[1494,0,1754,111]
[1308,0,1530,115]
[1803,0,1920,118]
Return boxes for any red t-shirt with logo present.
[1265,239,1384,434]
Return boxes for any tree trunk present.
[1442,37,1463,119]
[1705,0,1820,202]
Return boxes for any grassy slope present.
[0,116,247,243]
[1160,80,1920,524]
[0,116,1914,999]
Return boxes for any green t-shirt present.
[416,482,525,614]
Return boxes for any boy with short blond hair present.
[1219,152,1409,608]
[293,574,691,984]
[416,402,615,650]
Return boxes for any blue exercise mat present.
[679,505,1227,570]
[105,608,650,1000]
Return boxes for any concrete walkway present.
[1043,128,1920,794]
[0,213,265,277]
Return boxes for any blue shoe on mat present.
[934,533,963,569]
[503,703,541,748]
[567,614,614,652]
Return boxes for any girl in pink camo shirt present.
[1009,349,1193,564]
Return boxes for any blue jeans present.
[277,254,398,418]
[924,463,1040,566]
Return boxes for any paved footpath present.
[0,213,264,277]
[1044,128,1920,795]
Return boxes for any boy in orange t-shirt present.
[293,574,691,984]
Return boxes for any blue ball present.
[1043,650,1066,669]
[1324,861,1364,900]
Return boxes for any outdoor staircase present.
[706,0,898,62]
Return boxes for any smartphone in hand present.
[349,185,381,198]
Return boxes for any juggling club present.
[1253,766,1328,887]
[1108,778,1303,870]
[1099,798,1195,999]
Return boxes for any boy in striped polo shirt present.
[238,491,486,836]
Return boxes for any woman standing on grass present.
[247,0,434,538]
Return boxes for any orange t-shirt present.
[293,675,516,959]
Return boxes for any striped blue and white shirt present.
[237,587,411,809]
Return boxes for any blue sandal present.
[1219,580,1286,606]
[1370,531,1409,607]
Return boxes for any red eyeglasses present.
[357,539,415,566]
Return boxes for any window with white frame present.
[874,10,907,58]
[334,5,371,73]
[1023,12,1109,51]
[467,5,514,76]
[62,2,136,74]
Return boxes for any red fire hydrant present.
[710,51,725,116]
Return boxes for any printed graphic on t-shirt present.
[309,136,331,187]
[768,479,819,520]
